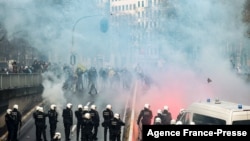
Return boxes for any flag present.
[207,78,212,83]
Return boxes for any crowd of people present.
[0,60,50,74]
[4,103,125,141]
[62,65,134,94]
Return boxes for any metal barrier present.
[0,73,43,90]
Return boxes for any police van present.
[176,99,250,125]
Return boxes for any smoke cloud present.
[1,0,250,120]
[135,0,250,119]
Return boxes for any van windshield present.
[193,113,226,125]
[232,120,250,125]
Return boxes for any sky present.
[1,0,250,120]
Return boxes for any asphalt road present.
[16,84,130,141]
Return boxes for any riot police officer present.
[34,107,48,141]
[102,104,114,141]
[161,105,172,125]
[62,103,73,141]
[33,106,41,141]
[137,103,153,126]
[5,109,13,141]
[48,104,58,141]
[176,108,184,121]
[11,104,22,141]
[153,109,163,125]
[109,113,125,141]
[82,106,89,117]
[89,104,100,140]
[75,104,83,141]
[81,113,94,141]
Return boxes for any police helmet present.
[36,106,41,111]
[78,104,83,109]
[84,113,91,119]
[7,109,12,114]
[106,104,112,110]
[13,104,18,110]
[114,113,120,119]
[67,103,72,108]
[91,105,96,110]
[50,104,56,110]
[157,109,162,114]
[144,103,150,109]
[53,132,61,139]
[170,119,176,125]
[155,117,161,123]
[163,105,169,111]
[83,106,88,111]
[38,107,44,112]
[176,121,182,125]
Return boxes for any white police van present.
[177,99,250,125]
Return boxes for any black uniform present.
[75,108,83,141]
[10,108,22,141]
[102,108,114,141]
[5,111,13,141]
[62,107,73,141]
[34,110,48,141]
[48,109,58,140]
[81,117,94,141]
[109,117,125,141]
[89,108,100,140]
[161,110,172,125]
[33,109,40,141]
[137,108,153,125]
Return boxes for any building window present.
[142,1,144,7]
[138,1,140,7]
[134,4,136,9]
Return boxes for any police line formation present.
[4,103,125,141]
[4,102,184,141]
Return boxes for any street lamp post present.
[70,15,109,66]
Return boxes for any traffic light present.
[100,18,109,33]
[70,54,76,65]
